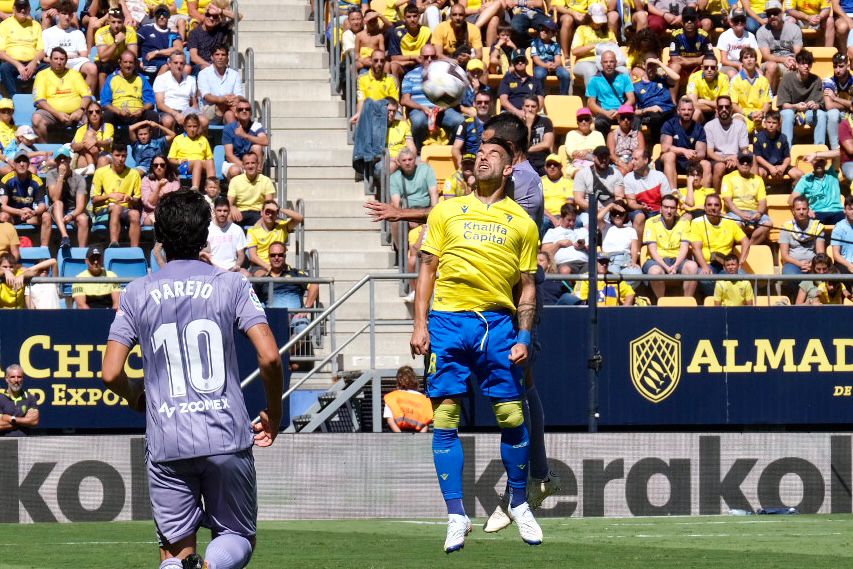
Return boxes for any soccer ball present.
[422,60,470,108]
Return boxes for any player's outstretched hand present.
[253,409,279,447]
[365,200,403,222]
[508,343,528,365]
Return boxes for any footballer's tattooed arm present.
[410,251,438,357]
[510,272,536,364]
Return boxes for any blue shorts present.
[148,448,257,545]
[426,310,524,400]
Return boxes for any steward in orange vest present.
[383,365,433,432]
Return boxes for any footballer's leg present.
[148,458,206,568]
[199,450,257,569]
[433,397,472,553]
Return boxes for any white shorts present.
[222,160,239,177]
[67,57,89,72]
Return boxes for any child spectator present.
[25,260,60,309]
[753,109,802,185]
[204,176,221,210]
[382,365,432,432]
[713,253,754,306]
[530,20,570,95]
[796,254,851,304]
[572,256,636,306]
[129,120,175,175]
[683,162,715,221]
[71,102,114,174]
[167,113,215,191]
[488,23,515,75]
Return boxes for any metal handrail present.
[344,50,356,144]
[232,0,240,53]
[261,97,271,135]
[244,47,255,109]
[294,199,306,271]
[312,0,325,46]
[277,147,288,205]
[329,1,342,96]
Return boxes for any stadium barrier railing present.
[234,271,852,432]
[344,50,356,144]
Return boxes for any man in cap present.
[0,0,46,96]
[48,146,89,249]
[716,10,759,77]
[756,0,803,92]
[0,150,50,245]
[498,48,544,119]
[720,149,771,245]
[668,7,713,94]
[32,47,93,142]
[72,245,121,309]
[138,4,183,83]
[0,365,39,437]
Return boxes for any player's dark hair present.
[396,365,420,390]
[213,195,230,208]
[723,253,738,264]
[155,190,212,261]
[483,112,528,154]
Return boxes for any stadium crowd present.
[0,0,321,322]
[346,0,853,306]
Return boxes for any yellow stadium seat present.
[810,47,837,84]
[420,145,455,189]
[545,95,583,133]
[742,244,776,275]
[703,296,716,306]
[765,193,792,241]
[790,143,828,175]
[657,296,698,307]
[651,143,661,161]
[755,295,791,306]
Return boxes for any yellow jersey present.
[541,175,574,216]
[72,269,120,299]
[356,71,399,102]
[686,71,731,101]
[33,68,92,115]
[431,21,483,54]
[0,267,23,308]
[786,0,829,14]
[393,26,431,57]
[168,133,213,162]
[720,170,766,211]
[713,280,754,305]
[246,220,290,263]
[94,24,138,61]
[571,25,616,63]
[91,165,142,213]
[178,0,211,16]
[0,121,15,149]
[420,192,539,312]
[689,216,747,260]
[387,119,412,159]
[575,280,635,306]
[0,16,44,62]
[442,170,472,200]
[73,122,115,153]
[642,216,691,259]
[686,185,715,211]
[553,0,594,12]
[0,0,13,13]
[729,71,771,132]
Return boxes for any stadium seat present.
[105,247,148,279]
[214,145,225,178]
[12,93,33,126]
[420,145,455,189]
[657,296,698,307]
[810,47,837,84]
[765,194,792,241]
[57,247,89,296]
[544,95,583,133]
[743,244,775,275]
[703,296,716,306]
[19,246,50,268]
[790,144,828,175]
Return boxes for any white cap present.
[589,3,607,23]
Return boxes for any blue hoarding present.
[528,306,853,427]
[0,310,290,430]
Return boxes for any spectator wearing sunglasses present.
[704,95,749,191]
[686,55,730,123]
[222,96,269,180]
[667,7,712,95]
[561,107,605,178]
[187,5,232,72]
[246,201,304,275]
[756,0,803,92]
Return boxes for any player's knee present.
[492,400,524,429]
[432,399,461,429]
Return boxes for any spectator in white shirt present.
[197,44,244,125]
[203,195,247,272]
[153,51,207,133]
[540,204,590,274]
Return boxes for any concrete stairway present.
[240,1,415,378]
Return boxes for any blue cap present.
[53,146,71,160]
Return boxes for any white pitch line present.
[0,540,158,546]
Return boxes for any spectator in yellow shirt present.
[713,253,755,305]
[351,49,399,126]
[95,7,138,85]
[246,199,304,274]
[690,193,751,295]
[431,3,483,63]
[786,0,833,47]
[167,114,214,191]
[227,152,276,226]
[721,150,771,245]
[385,98,416,172]
[31,47,93,142]
[0,0,46,96]
[540,153,574,231]
[91,143,142,247]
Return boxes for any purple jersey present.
[108,260,268,463]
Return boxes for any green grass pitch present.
[5,515,853,568]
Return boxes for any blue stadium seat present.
[213,145,225,178]
[150,248,161,272]
[12,94,33,126]
[105,247,148,279]
[57,246,89,296]
[126,152,137,169]
[35,143,62,156]
[19,246,50,267]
